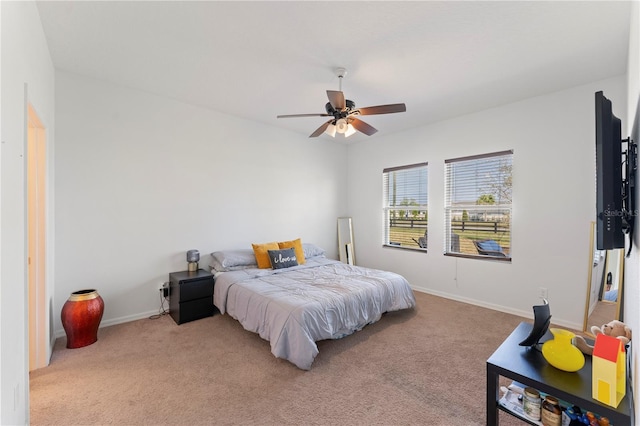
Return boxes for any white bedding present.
[213,257,416,370]
[213,257,415,370]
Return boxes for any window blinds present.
[444,150,513,258]
[382,162,428,248]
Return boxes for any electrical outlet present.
[538,287,548,300]
[160,282,169,298]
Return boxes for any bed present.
[211,243,416,370]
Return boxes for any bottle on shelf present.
[522,387,541,422]
[541,395,562,426]
[586,412,599,426]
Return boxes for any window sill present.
[383,244,427,253]
[444,252,511,262]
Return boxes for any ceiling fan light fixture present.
[335,118,349,134]
[276,67,406,138]
[325,123,336,137]
[344,123,357,137]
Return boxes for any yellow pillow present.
[252,242,280,269]
[278,238,305,265]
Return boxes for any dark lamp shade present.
[186,249,200,263]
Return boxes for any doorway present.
[27,103,48,371]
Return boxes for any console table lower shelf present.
[498,388,544,425]
[486,322,633,425]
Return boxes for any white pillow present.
[302,243,325,259]
[210,249,257,271]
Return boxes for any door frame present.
[27,103,49,371]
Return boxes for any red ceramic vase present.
[61,289,104,349]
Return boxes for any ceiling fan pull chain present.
[336,67,346,92]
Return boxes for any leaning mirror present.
[337,217,355,265]
[583,222,624,334]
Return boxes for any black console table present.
[486,322,633,425]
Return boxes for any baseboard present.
[49,334,57,365]
[53,309,162,339]
[410,286,583,331]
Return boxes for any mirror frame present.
[583,221,624,335]
[338,217,355,265]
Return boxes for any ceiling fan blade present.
[309,120,333,138]
[277,113,331,118]
[350,118,378,136]
[357,103,406,115]
[327,90,345,110]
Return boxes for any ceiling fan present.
[277,68,406,138]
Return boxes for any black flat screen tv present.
[595,91,624,250]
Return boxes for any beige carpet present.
[31,292,536,425]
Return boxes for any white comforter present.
[213,257,416,370]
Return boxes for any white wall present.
[0,1,55,424]
[53,71,348,335]
[625,1,639,421]
[347,76,626,330]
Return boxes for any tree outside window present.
[444,151,513,260]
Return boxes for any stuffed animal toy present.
[573,320,632,356]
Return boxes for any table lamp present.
[187,249,200,272]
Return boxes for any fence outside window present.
[444,150,513,260]
[383,162,428,250]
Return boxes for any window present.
[383,162,428,250]
[445,150,513,260]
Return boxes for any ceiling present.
[36,1,631,144]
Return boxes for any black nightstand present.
[169,269,215,325]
